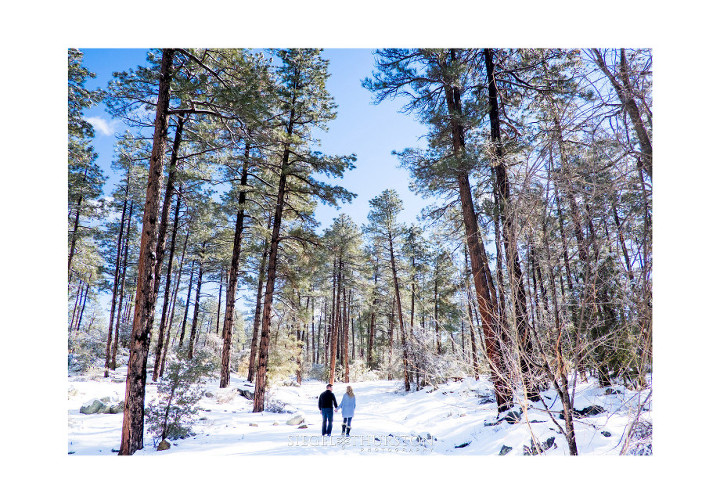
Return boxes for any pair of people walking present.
[318,383,356,437]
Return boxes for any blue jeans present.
[321,408,334,436]
[342,417,352,435]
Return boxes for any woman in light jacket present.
[335,385,356,436]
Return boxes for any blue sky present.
[80,48,431,231]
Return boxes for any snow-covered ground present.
[67,367,651,456]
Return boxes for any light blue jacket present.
[338,393,356,418]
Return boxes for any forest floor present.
[67,365,652,456]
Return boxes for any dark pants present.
[321,408,334,436]
[342,417,352,435]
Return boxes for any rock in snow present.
[523,436,556,456]
[80,398,124,414]
[286,415,305,425]
[499,445,513,456]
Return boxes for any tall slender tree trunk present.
[553,117,588,264]
[146,112,185,371]
[368,256,379,369]
[464,250,480,380]
[296,294,306,385]
[329,259,342,385]
[351,316,356,361]
[220,140,252,387]
[152,113,185,300]
[68,194,83,274]
[542,205,579,455]
[70,280,83,330]
[304,295,311,359]
[247,227,271,382]
[112,200,134,370]
[410,257,416,378]
[319,300,326,365]
[77,282,89,331]
[105,194,128,377]
[389,235,410,391]
[188,249,205,360]
[216,270,223,334]
[343,288,350,382]
[311,296,316,365]
[178,260,195,348]
[120,48,174,456]
[484,48,539,402]
[160,229,189,378]
[122,291,133,325]
[441,49,511,412]
[550,168,574,292]
[253,112,294,411]
[434,274,440,353]
[153,189,181,381]
[612,202,635,281]
[387,298,395,380]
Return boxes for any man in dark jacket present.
[318,384,338,436]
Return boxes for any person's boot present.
[341,423,346,436]
[346,427,351,437]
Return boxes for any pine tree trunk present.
[68,194,83,274]
[304,295,311,361]
[253,104,296,411]
[542,213,579,455]
[319,300,326,365]
[296,295,304,385]
[387,298,394,380]
[351,315,355,361]
[77,282,89,331]
[311,297,316,365]
[465,254,480,380]
[388,235,410,391]
[119,48,175,456]
[368,256,379,369]
[467,288,480,380]
[112,200,134,370]
[553,117,588,264]
[549,164,574,292]
[343,289,350,382]
[410,260,416,379]
[434,275,440,353]
[220,141,252,387]
[159,229,189,378]
[152,113,185,300]
[178,260,195,349]
[612,202,635,281]
[368,311,375,369]
[329,259,341,385]
[144,113,184,374]
[153,189,181,381]
[441,50,511,412]
[188,252,205,360]
[484,48,539,402]
[216,270,223,334]
[70,280,82,330]
[105,195,128,377]
[247,230,270,382]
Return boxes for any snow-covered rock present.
[286,415,305,425]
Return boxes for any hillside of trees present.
[68,48,652,456]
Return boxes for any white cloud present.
[85,116,118,136]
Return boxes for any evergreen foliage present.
[145,351,217,444]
